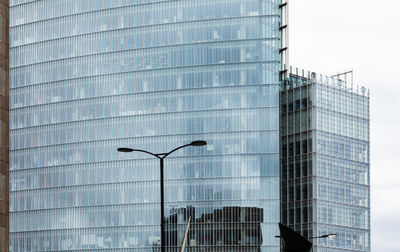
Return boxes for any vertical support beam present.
[0,1,9,251]
[279,0,289,81]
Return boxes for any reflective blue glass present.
[10,1,281,251]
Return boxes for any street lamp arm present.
[163,143,192,158]
[308,234,337,239]
[118,141,206,159]
[121,148,161,159]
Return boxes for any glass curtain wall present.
[280,70,370,252]
[10,0,281,251]
[314,76,370,252]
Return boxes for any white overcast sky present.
[289,0,400,251]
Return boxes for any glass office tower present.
[280,69,370,252]
[9,1,281,251]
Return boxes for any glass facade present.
[280,69,370,252]
[10,1,281,251]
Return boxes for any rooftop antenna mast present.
[331,70,353,89]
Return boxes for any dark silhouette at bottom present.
[278,223,312,252]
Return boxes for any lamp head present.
[118,147,134,153]
[320,234,337,238]
[190,140,207,146]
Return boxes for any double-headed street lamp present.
[118,140,207,252]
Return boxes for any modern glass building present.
[280,69,370,251]
[9,1,282,251]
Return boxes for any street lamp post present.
[118,140,207,252]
